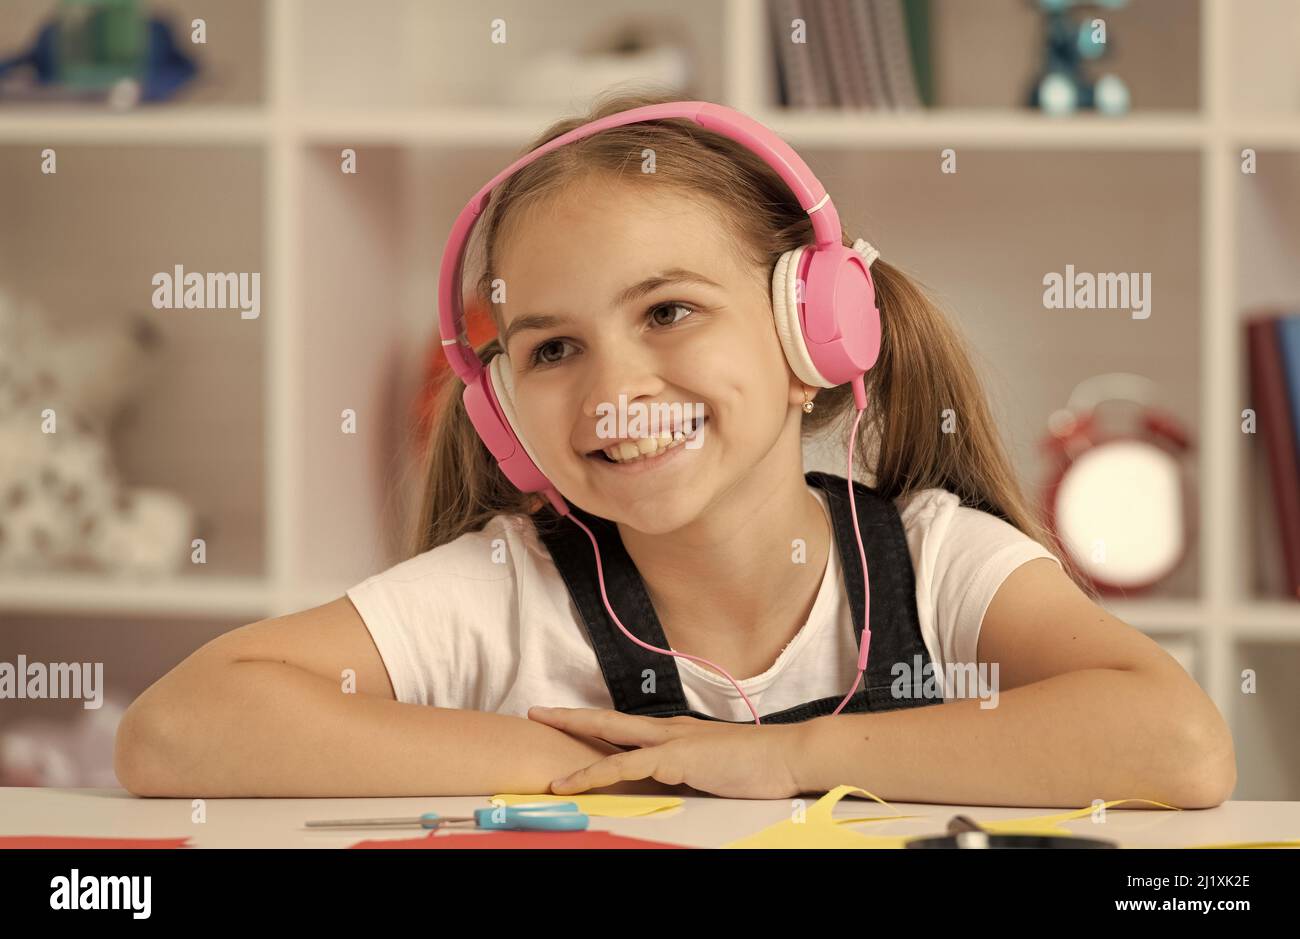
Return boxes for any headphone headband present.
[436,101,844,383]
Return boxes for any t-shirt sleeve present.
[898,489,1062,673]
[344,515,525,710]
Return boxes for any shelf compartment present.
[1223,0,1300,118]
[760,0,1200,113]
[1235,150,1300,603]
[293,0,722,111]
[1229,640,1300,798]
[0,144,268,591]
[0,0,268,110]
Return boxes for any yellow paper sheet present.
[833,815,929,825]
[725,785,914,849]
[726,789,1195,849]
[498,789,1300,848]
[964,800,1300,848]
[490,793,682,817]
[977,798,1182,835]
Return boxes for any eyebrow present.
[501,268,723,348]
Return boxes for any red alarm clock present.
[1040,373,1197,595]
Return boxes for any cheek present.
[691,312,776,373]
[702,368,785,438]
[707,318,789,392]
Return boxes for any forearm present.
[117,659,621,797]
[794,667,1235,809]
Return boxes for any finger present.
[550,746,678,794]
[527,706,675,748]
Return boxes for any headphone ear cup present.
[461,354,552,495]
[771,245,830,389]
[774,241,882,394]
[489,353,551,474]
[801,242,881,384]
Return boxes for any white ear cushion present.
[771,246,835,389]
[488,353,549,478]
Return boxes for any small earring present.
[802,390,815,413]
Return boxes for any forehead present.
[495,176,752,288]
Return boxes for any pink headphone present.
[437,101,882,724]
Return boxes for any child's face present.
[496,176,803,533]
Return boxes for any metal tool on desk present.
[305,801,589,832]
[905,813,1117,849]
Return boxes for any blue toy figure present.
[1028,0,1131,116]
[0,0,198,107]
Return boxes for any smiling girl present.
[116,89,1234,808]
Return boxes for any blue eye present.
[527,302,696,368]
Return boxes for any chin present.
[613,502,702,536]
[565,473,710,535]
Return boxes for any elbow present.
[1166,711,1237,809]
[114,699,180,797]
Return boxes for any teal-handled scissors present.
[305,801,589,832]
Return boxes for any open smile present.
[584,416,708,474]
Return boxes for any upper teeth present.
[601,418,703,463]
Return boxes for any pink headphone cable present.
[555,400,873,725]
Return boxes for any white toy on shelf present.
[0,288,194,577]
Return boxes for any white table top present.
[3,789,1299,848]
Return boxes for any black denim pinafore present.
[531,471,938,724]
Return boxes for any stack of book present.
[1245,311,1300,600]
[767,0,933,110]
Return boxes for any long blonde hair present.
[408,87,1095,598]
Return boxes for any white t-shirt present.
[346,486,1061,720]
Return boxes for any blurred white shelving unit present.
[0,0,1297,795]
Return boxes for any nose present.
[581,337,664,421]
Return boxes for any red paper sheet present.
[0,836,192,849]
[349,830,688,849]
